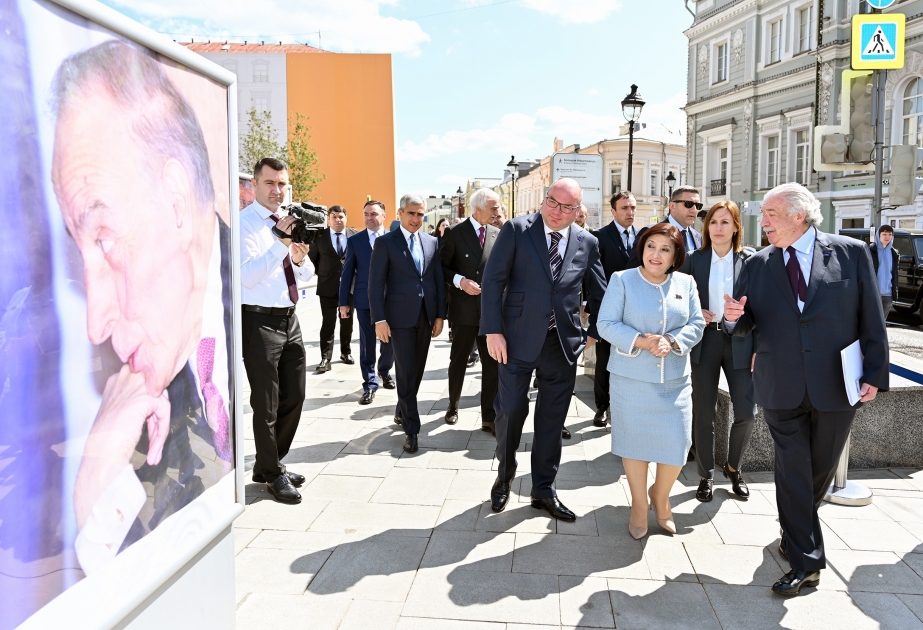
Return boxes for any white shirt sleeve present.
[240,227,289,289]
[454,274,464,288]
[74,464,147,575]
[293,251,315,281]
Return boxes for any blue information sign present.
[866,0,897,8]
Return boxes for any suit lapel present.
[528,215,554,283]
[803,231,832,310]
[458,220,482,259]
[421,233,436,275]
[768,246,800,313]
[696,249,712,310]
[604,223,627,258]
[394,230,420,275]
[558,225,581,284]
[482,225,499,264]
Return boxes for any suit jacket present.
[681,247,754,369]
[628,218,702,268]
[479,214,607,365]
[368,229,447,327]
[308,226,357,297]
[440,220,499,327]
[727,231,889,412]
[593,221,637,279]
[339,231,375,310]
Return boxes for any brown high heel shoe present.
[649,487,676,534]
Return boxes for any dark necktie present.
[548,232,563,330]
[269,214,299,304]
[623,228,631,250]
[786,246,808,303]
[478,225,486,247]
[682,228,693,252]
[335,232,344,257]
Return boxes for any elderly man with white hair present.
[723,183,889,596]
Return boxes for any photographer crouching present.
[240,157,325,504]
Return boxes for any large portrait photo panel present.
[0,1,240,627]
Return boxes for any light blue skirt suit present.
[596,269,705,466]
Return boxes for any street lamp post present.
[666,170,676,200]
[506,155,519,217]
[456,185,464,219]
[620,84,646,192]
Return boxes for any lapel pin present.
[577,235,584,242]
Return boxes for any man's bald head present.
[541,177,583,231]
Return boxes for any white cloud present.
[588,88,599,95]
[397,93,687,161]
[519,0,622,24]
[105,0,430,56]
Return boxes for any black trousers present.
[691,327,756,479]
[391,305,433,436]
[593,338,612,411]
[765,393,854,572]
[447,323,497,423]
[241,308,306,482]
[318,295,353,361]
[495,329,576,499]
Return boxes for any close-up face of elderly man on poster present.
[50,39,232,572]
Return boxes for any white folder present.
[841,340,864,406]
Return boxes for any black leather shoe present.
[562,426,571,440]
[267,475,302,504]
[395,415,402,426]
[445,405,459,425]
[531,496,576,521]
[316,358,331,373]
[252,471,306,487]
[695,477,714,502]
[481,422,496,436]
[593,408,607,427]
[722,462,750,499]
[779,532,788,561]
[467,352,479,368]
[379,373,396,389]
[359,390,375,405]
[491,477,511,512]
[340,353,355,365]
[403,434,418,453]
[772,569,820,596]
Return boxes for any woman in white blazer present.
[597,223,705,539]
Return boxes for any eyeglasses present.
[673,199,704,211]
[544,194,581,214]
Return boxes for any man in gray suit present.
[723,183,889,596]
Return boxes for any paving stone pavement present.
[235,291,923,630]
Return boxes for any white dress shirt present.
[367,227,386,248]
[330,229,347,255]
[240,201,315,307]
[75,223,231,574]
[709,248,734,319]
[783,226,816,313]
[543,220,569,260]
[453,216,485,288]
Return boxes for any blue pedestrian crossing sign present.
[852,14,905,70]
[866,0,896,8]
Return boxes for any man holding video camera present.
[240,157,315,504]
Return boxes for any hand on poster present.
[74,365,170,530]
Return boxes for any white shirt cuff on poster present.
[74,463,146,575]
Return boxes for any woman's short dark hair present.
[636,223,686,272]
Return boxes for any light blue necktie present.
[409,233,424,276]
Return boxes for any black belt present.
[705,321,723,331]
[243,304,296,316]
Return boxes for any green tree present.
[287,113,325,202]
[239,107,285,175]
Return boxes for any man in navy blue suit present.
[481,178,607,520]
[339,200,395,405]
[369,194,447,453]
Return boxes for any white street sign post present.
[551,153,604,229]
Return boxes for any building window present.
[716,43,728,82]
[766,136,780,188]
[650,168,660,196]
[794,129,810,184]
[798,6,812,53]
[842,218,864,229]
[254,96,269,114]
[902,78,923,148]
[719,147,728,182]
[769,19,782,64]
[610,168,622,195]
[253,65,269,83]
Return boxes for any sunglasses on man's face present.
[674,200,704,211]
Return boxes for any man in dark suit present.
[629,186,703,267]
[481,178,606,521]
[339,201,395,405]
[588,191,638,427]
[723,183,889,596]
[308,205,357,372]
[369,194,447,453]
[440,188,500,432]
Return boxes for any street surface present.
[235,283,923,630]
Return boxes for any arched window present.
[902,78,923,147]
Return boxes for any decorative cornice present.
[686,63,815,109]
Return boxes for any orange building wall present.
[286,53,396,230]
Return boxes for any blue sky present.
[100,0,693,196]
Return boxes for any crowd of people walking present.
[239,156,889,598]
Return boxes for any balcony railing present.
[710,179,727,196]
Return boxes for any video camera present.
[271,201,328,245]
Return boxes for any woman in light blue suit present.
[597,223,705,540]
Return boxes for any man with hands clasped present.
[722,183,888,597]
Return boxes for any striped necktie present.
[548,231,563,330]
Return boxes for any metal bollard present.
[823,431,873,506]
